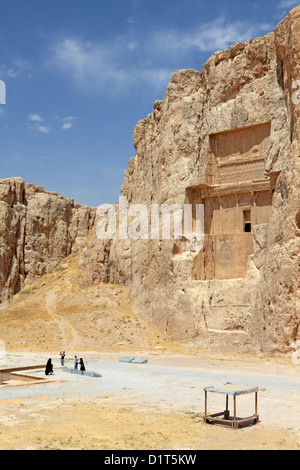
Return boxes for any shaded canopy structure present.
[204,383,259,429]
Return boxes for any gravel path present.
[1,351,300,442]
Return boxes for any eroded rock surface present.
[1,7,300,355]
[80,7,300,355]
[0,177,95,306]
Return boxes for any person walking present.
[79,358,86,372]
[74,356,78,370]
[45,359,54,376]
[60,351,65,367]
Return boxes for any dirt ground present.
[0,258,299,450]
[0,350,299,450]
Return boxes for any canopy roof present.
[204,383,258,396]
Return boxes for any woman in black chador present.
[79,358,85,372]
[45,358,54,376]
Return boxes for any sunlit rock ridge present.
[1,7,299,355]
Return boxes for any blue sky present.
[0,0,298,207]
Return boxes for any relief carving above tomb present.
[209,122,271,185]
[189,122,276,281]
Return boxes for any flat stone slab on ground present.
[130,358,148,364]
[119,356,136,363]
[62,367,102,378]
[119,356,148,364]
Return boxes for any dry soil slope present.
[0,252,179,354]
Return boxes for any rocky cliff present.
[1,7,299,355]
[79,7,300,355]
[0,177,95,306]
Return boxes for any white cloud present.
[128,42,137,51]
[277,0,299,10]
[61,122,73,130]
[183,18,268,51]
[37,125,50,134]
[50,37,174,95]
[151,18,271,55]
[28,113,44,122]
[27,114,77,133]
[49,17,271,96]
[61,116,77,130]
[5,69,18,79]
[124,16,136,24]
[62,116,77,121]
[27,114,50,133]
[27,113,50,133]
[0,65,19,79]
[0,61,31,80]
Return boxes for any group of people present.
[61,351,86,371]
[45,352,86,376]
[74,356,86,372]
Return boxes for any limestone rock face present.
[0,178,95,306]
[1,7,300,356]
[80,7,300,355]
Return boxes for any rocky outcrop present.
[248,8,300,353]
[0,178,95,306]
[1,7,299,356]
[79,7,300,355]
